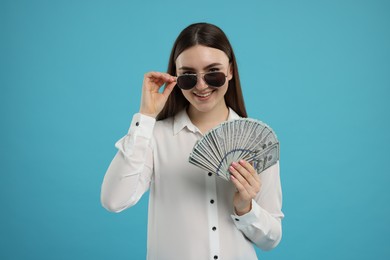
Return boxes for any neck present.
[187,103,229,133]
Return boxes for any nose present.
[194,75,208,90]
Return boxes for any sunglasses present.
[176,71,228,90]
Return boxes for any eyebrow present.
[178,63,223,71]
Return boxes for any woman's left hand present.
[229,160,261,216]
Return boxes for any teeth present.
[194,91,212,97]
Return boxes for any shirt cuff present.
[231,199,260,230]
[128,113,156,138]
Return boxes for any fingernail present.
[231,162,238,167]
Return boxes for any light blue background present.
[1,0,389,259]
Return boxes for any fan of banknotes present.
[188,118,279,181]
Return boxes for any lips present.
[193,90,214,98]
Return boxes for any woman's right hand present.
[139,72,177,118]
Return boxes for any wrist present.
[235,201,252,216]
[139,109,157,118]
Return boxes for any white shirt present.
[101,108,284,260]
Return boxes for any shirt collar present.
[173,107,241,135]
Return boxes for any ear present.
[227,63,233,81]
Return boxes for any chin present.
[190,100,222,114]
[193,106,214,113]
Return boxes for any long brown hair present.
[156,23,247,120]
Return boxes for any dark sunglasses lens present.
[204,72,226,87]
[177,75,197,90]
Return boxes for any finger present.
[145,71,171,79]
[230,166,260,199]
[238,160,260,183]
[231,161,261,196]
[157,72,176,83]
[238,160,261,194]
[229,164,246,184]
[231,161,256,185]
[144,71,162,81]
[150,73,174,83]
[161,81,176,98]
[229,164,254,194]
[145,72,175,88]
[230,174,251,199]
[144,72,162,91]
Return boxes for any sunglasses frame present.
[176,68,230,90]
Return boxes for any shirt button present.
[235,218,240,221]
[214,255,218,259]
[208,172,212,176]
[212,226,217,231]
[135,122,139,126]
[210,199,214,204]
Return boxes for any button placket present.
[206,172,220,259]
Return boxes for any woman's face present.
[175,45,233,114]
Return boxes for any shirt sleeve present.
[230,161,284,251]
[101,113,155,213]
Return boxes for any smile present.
[193,91,214,98]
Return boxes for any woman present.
[101,22,284,260]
